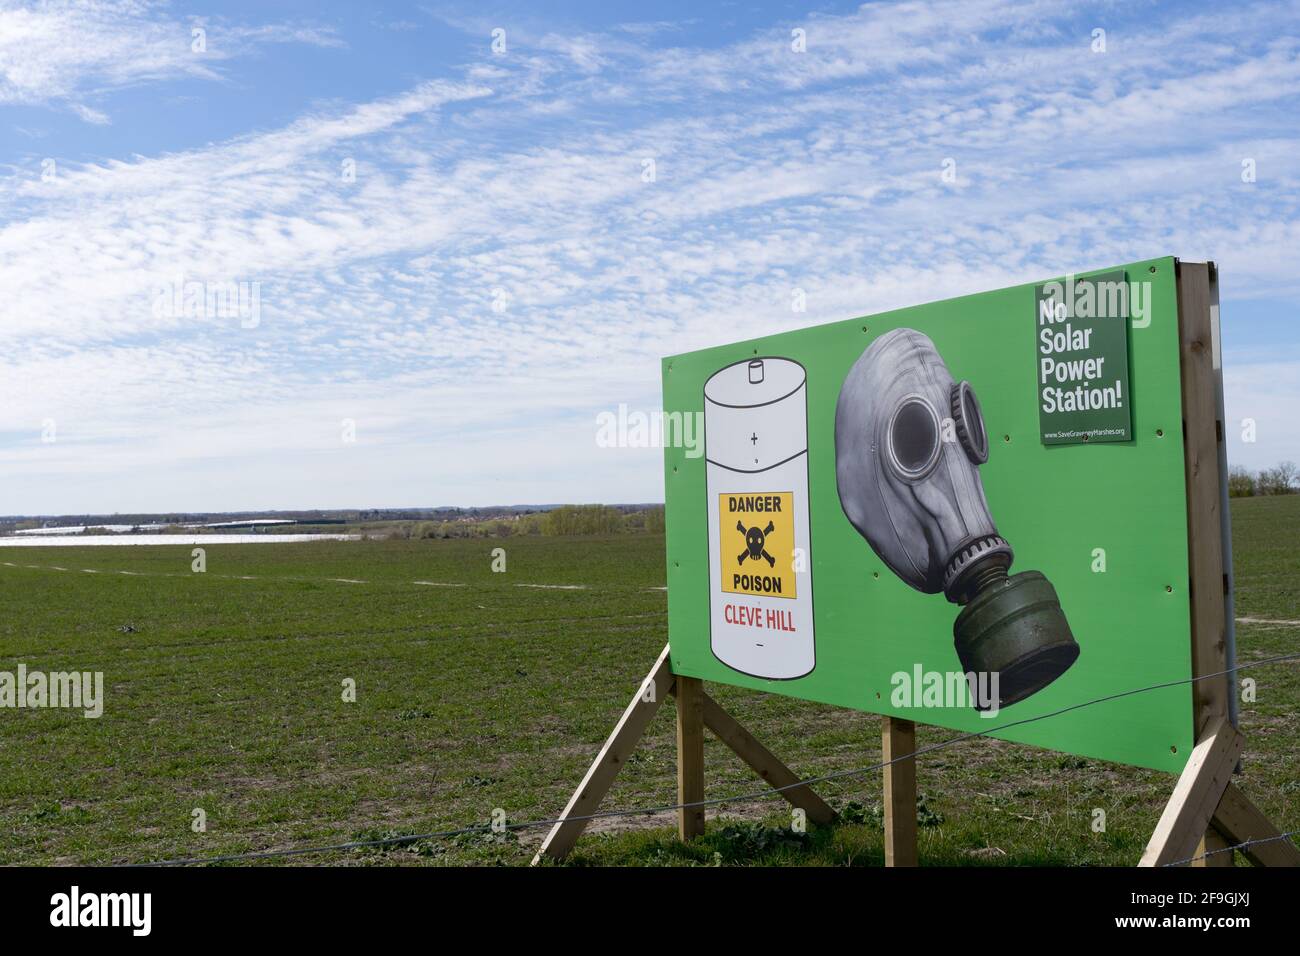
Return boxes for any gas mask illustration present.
[834,328,1079,710]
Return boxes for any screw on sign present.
[704,358,815,680]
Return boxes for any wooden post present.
[882,716,918,867]
[1172,260,1233,862]
[1193,826,1233,867]
[1176,260,1229,738]
[675,675,705,841]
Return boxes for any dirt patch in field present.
[514,798,779,847]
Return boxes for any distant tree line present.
[1228,461,1298,497]
[396,505,666,540]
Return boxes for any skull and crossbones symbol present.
[736,520,776,568]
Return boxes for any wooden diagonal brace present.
[700,691,836,825]
[1210,782,1300,867]
[531,644,674,864]
[1139,720,1244,867]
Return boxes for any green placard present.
[663,257,1193,773]
[1036,270,1135,445]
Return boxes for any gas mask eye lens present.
[951,380,989,465]
[887,397,940,478]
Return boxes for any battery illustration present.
[704,357,815,679]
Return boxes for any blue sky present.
[1,0,1298,513]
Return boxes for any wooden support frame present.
[532,644,836,864]
[1139,261,1296,868]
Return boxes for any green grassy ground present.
[0,497,1295,866]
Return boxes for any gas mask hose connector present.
[957,560,1009,605]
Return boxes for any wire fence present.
[124,650,1300,868]
[1168,828,1300,867]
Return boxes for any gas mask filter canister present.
[834,328,1080,710]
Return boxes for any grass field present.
[1,497,1296,866]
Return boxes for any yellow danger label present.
[719,492,796,599]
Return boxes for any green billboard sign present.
[662,257,1194,772]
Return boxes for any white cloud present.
[0,0,341,122]
[1,0,1299,512]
